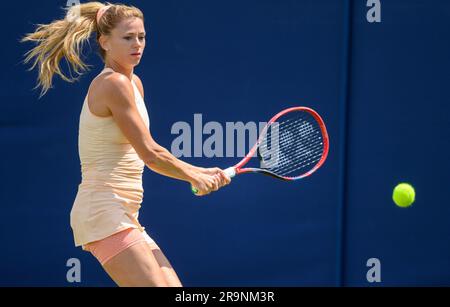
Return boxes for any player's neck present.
[104,61,134,81]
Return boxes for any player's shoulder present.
[95,70,142,90]
[95,72,135,107]
[101,71,133,91]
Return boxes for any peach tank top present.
[70,67,150,248]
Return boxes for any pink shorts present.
[83,228,156,266]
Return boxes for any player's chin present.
[124,56,142,66]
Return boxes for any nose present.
[132,37,142,47]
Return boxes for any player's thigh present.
[103,241,168,287]
[147,242,183,287]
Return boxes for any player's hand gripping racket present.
[191,106,329,194]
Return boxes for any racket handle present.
[223,167,236,178]
[191,167,236,195]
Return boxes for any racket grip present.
[191,167,236,195]
[223,167,236,178]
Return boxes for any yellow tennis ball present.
[393,183,415,208]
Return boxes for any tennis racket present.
[191,106,329,194]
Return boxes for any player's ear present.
[98,34,110,52]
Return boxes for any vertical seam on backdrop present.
[337,0,353,287]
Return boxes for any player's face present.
[102,17,146,67]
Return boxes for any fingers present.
[195,185,210,196]
[210,168,231,189]
[213,173,228,189]
[194,177,217,196]
[214,170,230,187]
[193,168,232,196]
[219,170,231,185]
[211,175,220,191]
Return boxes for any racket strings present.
[259,116,321,153]
[269,152,323,176]
[258,113,320,147]
[270,140,323,177]
[263,142,323,176]
[260,117,314,143]
[261,142,323,170]
[259,133,322,169]
[259,120,317,148]
[257,112,325,177]
[258,123,320,162]
[259,124,319,152]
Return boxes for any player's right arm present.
[100,73,227,195]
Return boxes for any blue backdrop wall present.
[0,0,449,286]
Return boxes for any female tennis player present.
[21,2,230,287]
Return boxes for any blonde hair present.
[21,2,144,98]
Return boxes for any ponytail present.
[21,2,105,98]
